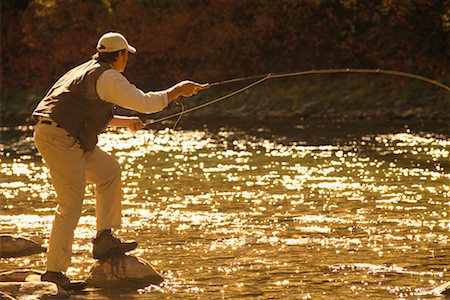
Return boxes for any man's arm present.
[106,80,209,131]
[97,70,208,114]
[98,70,208,131]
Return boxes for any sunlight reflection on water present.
[0,122,449,299]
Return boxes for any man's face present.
[117,50,129,72]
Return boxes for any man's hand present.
[167,80,209,102]
[109,116,145,131]
[126,117,145,132]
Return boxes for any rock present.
[0,269,44,282]
[0,282,69,299]
[0,235,46,258]
[0,291,16,300]
[431,281,450,296]
[25,274,43,282]
[87,255,164,288]
[28,236,44,246]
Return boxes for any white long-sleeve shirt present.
[97,69,169,114]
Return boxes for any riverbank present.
[1,75,449,126]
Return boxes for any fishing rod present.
[210,68,450,90]
[145,68,449,128]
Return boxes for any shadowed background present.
[1,0,449,123]
[1,2,449,298]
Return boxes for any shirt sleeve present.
[96,69,169,114]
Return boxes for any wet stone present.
[87,255,164,288]
[0,269,44,282]
[0,281,69,299]
[0,235,46,258]
[431,281,450,296]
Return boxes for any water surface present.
[0,120,449,299]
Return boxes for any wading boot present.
[41,271,87,291]
[92,230,138,259]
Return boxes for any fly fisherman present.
[32,32,208,290]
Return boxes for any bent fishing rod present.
[144,68,449,128]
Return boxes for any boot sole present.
[93,243,137,260]
[60,281,87,291]
[41,276,87,291]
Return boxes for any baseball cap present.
[96,32,136,53]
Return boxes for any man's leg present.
[85,146,122,231]
[34,124,86,272]
[85,146,137,258]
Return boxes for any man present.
[32,32,208,290]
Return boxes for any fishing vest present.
[33,60,114,152]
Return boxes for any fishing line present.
[146,68,449,128]
[145,74,271,128]
[172,101,185,129]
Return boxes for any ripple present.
[0,124,448,299]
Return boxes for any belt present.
[39,119,62,128]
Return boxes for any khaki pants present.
[34,122,122,272]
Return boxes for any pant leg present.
[34,124,86,272]
[85,146,122,231]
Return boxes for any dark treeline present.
[0,0,449,122]
[2,0,448,91]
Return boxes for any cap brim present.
[128,45,136,53]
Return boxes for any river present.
[0,119,449,299]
